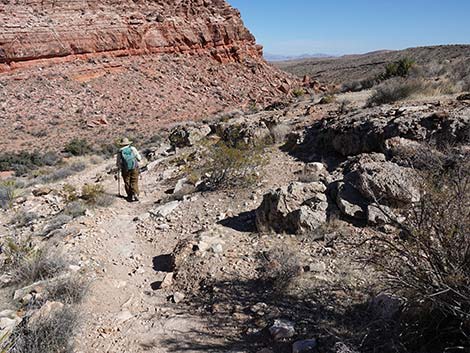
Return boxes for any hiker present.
[116,137,142,202]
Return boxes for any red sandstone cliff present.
[0,0,296,152]
[0,0,264,70]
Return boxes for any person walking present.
[116,137,142,202]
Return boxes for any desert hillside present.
[275,45,470,86]
[0,0,295,153]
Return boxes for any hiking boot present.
[133,195,140,202]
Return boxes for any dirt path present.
[65,166,209,353]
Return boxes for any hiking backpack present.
[120,146,136,171]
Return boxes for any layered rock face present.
[0,0,262,70]
[0,0,294,152]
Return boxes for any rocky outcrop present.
[0,0,263,70]
[256,181,328,235]
[295,105,470,158]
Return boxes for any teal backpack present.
[121,146,136,171]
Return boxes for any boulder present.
[367,204,394,226]
[32,186,53,197]
[169,124,211,148]
[256,181,328,234]
[347,159,419,207]
[212,115,275,147]
[0,316,21,338]
[335,182,367,220]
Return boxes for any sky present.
[227,0,470,56]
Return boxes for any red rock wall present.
[0,0,263,70]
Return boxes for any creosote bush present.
[64,138,93,156]
[381,57,416,80]
[369,154,470,351]
[0,151,61,176]
[196,141,267,190]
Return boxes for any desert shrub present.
[10,210,39,228]
[0,180,22,209]
[368,78,427,105]
[369,156,470,351]
[260,245,302,293]
[269,123,291,144]
[80,183,113,207]
[319,94,336,104]
[40,214,72,237]
[0,151,61,176]
[64,138,93,156]
[42,275,88,305]
[62,200,86,218]
[342,77,379,92]
[6,306,78,353]
[62,184,78,202]
[338,99,351,114]
[381,57,416,80]
[195,141,267,190]
[5,244,68,286]
[292,88,305,97]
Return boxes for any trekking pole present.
[117,172,121,197]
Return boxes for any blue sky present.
[227,0,470,56]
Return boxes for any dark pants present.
[121,168,139,199]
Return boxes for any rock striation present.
[0,0,262,70]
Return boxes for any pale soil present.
[64,148,304,352]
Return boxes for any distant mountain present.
[264,53,334,62]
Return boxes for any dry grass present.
[6,306,78,353]
[260,245,302,293]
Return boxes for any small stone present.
[32,186,52,196]
[293,339,318,353]
[172,292,185,303]
[160,272,174,289]
[269,319,295,340]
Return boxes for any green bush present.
[319,94,336,104]
[382,57,416,80]
[64,138,93,156]
[292,88,305,97]
[192,141,267,190]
